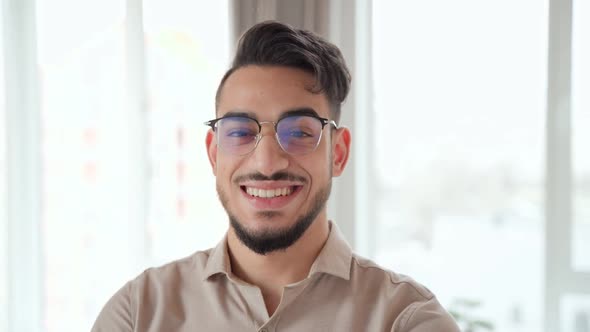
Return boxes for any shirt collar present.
[202,233,232,281]
[308,221,352,280]
[202,221,353,281]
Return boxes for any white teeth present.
[246,186,294,198]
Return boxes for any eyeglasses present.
[204,114,338,156]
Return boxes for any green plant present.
[448,298,495,332]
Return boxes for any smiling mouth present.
[242,186,300,198]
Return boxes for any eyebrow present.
[222,107,321,120]
[222,111,256,118]
[280,108,320,119]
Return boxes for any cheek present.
[216,157,239,185]
[302,154,332,182]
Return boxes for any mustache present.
[234,171,307,183]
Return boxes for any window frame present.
[2,0,43,331]
[545,0,590,330]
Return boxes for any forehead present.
[217,65,331,119]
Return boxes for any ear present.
[331,127,351,177]
[205,129,218,176]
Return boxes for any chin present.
[219,182,331,255]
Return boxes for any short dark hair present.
[215,21,351,123]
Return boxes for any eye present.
[288,129,313,138]
[227,129,256,137]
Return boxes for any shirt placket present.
[257,276,315,332]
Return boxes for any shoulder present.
[350,253,434,301]
[91,249,213,331]
[347,254,460,331]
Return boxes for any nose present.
[251,124,289,176]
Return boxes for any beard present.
[217,181,331,255]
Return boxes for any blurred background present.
[0,0,588,331]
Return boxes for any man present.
[92,21,459,332]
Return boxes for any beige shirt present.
[92,224,460,332]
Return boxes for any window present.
[37,3,129,330]
[142,0,229,266]
[35,1,229,331]
[372,1,547,331]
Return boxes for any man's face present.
[206,65,350,255]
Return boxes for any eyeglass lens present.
[215,115,324,155]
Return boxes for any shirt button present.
[260,329,267,332]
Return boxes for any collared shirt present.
[92,223,460,332]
